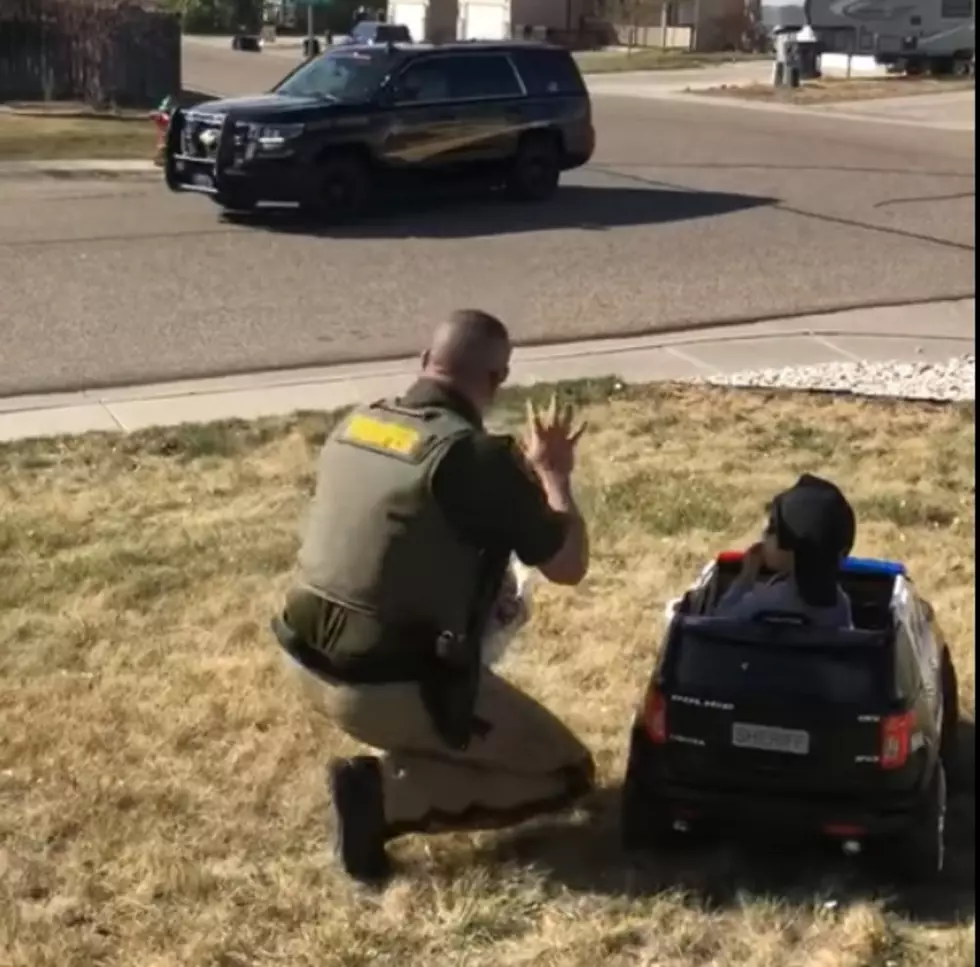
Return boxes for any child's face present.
[762,532,793,574]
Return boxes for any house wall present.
[511,0,586,31]
[580,0,749,50]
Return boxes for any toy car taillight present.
[880,710,915,769]
[643,685,668,744]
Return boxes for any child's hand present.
[738,542,766,584]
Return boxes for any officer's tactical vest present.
[297,399,485,639]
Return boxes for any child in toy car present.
[713,473,857,629]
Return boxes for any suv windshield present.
[273,49,394,102]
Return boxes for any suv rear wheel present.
[305,154,371,224]
[506,132,561,202]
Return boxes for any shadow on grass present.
[224,184,775,241]
[472,720,975,927]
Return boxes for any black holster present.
[418,631,491,753]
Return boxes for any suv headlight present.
[248,122,305,150]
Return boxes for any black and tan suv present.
[163,40,595,221]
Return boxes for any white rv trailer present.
[760,0,975,73]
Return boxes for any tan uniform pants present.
[281,651,595,835]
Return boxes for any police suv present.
[163,40,595,222]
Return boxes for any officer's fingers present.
[525,398,542,435]
[568,420,588,445]
[559,403,576,434]
[545,393,558,427]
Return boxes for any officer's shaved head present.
[421,309,512,412]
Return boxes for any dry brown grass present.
[0,381,974,967]
[695,75,975,104]
[0,114,157,161]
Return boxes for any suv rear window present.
[446,53,523,99]
[673,635,886,705]
[509,48,586,96]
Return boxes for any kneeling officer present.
[273,309,594,885]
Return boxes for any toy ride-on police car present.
[621,551,961,882]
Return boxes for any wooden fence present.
[0,0,181,107]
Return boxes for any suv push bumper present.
[163,108,300,202]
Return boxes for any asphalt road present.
[0,48,974,396]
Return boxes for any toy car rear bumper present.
[638,775,924,839]
[627,728,931,841]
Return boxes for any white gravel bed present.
[693,354,975,402]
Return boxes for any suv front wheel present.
[506,133,561,202]
[305,154,371,224]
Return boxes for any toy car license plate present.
[191,172,213,188]
[732,722,810,756]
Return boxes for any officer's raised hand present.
[518,395,589,586]
[522,394,587,478]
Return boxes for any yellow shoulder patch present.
[341,413,422,457]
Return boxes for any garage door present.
[459,2,509,40]
[390,1,426,43]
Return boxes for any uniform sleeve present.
[432,433,569,566]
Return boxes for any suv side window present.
[444,53,524,100]
[509,48,586,96]
[392,58,452,103]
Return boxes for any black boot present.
[327,756,391,886]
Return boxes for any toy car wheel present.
[939,646,962,786]
[620,764,683,853]
[886,764,947,882]
[231,35,241,50]
[506,132,561,202]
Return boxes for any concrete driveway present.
[0,46,973,397]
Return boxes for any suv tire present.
[506,132,561,202]
[887,764,946,882]
[305,154,371,224]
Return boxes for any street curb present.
[588,81,976,131]
[1,298,973,442]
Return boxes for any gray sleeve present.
[712,581,755,617]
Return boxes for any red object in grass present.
[149,108,170,166]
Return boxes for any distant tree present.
[164,0,262,32]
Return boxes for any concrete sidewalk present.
[588,74,976,132]
[1,298,973,443]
